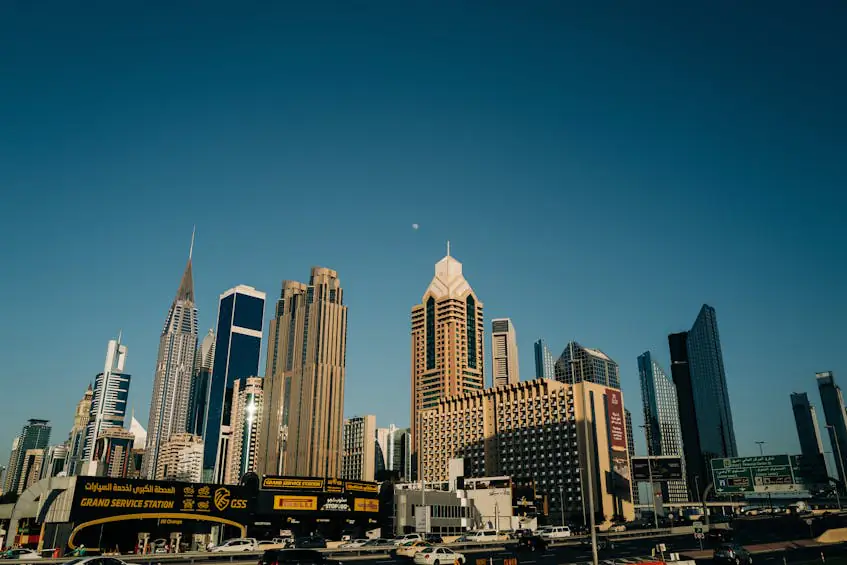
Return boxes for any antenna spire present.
[446,240,451,257]
[189,225,196,260]
[117,329,122,344]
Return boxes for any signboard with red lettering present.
[606,388,627,452]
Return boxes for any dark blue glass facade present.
[202,290,264,476]
[466,295,477,369]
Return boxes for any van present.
[540,526,571,540]
[466,530,500,542]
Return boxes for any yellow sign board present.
[353,498,379,513]
[273,495,318,511]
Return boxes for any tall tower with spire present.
[142,230,199,479]
[410,243,484,478]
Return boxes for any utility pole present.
[641,425,659,529]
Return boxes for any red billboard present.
[606,388,627,451]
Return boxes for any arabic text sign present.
[711,455,798,494]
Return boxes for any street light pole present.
[640,425,659,530]
[824,451,842,511]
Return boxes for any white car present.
[211,538,259,552]
[414,547,466,565]
[3,549,41,560]
[393,533,424,546]
[64,558,140,565]
[340,539,370,548]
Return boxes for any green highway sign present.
[711,455,800,495]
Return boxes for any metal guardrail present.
[1,529,696,565]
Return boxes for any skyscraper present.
[624,409,639,504]
[817,371,847,487]
[90,427,135,478]
[410,244,484,475]
[341,415,376,481]
[6,419,51,494]
[67,385,93,476]
[187,329,215,438]
[226,377,265,484]
[791,392,828,486]
[668,304,737,501]
[143,234,199,479]
[791,392,825,459]
[637,351,687,502]
[158,433,204,482]
[40,444,69,480]
[18,449,44,492]
[260,267,348,478]
[555,341,620,389]
[3,438,20,493]
[83,335,131,464]
[491,318,519,387]
[534,339,555,380]
[203,285,265,482]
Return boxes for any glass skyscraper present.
[5,419,51,494]
[187,329,216,438]
[817,371,847,487]
[83,335,131,463]
[554,341,620,389]
[203,285,265,482]
[668,304,737,501]
[637,351,687,502]
[534,338,555,380]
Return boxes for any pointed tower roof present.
[174,227,195,303]
[423,241,474,300]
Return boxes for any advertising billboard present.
[605,388,627,451]
[71,477,253,522]
[632,456,684,481]
[261,476,379,494]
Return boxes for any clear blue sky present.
[1,2,845,469]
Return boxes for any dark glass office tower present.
[791,391,828,487]
[817,372,847,487]
[187,329,216,437]
[203,285,265,482]
[668,304,737,501]
[534,339,555,380]
[5,419,51,494]
[792,392,825,458]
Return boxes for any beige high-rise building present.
[491,318,519,387]
[419,378,635,525]
[18,449,44,493]
[226,377,265,484]
[411,244,484,473]
[157,433,203,482]
[260,267,348,478]
[341,415,376,481]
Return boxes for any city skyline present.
[2,3,846,469]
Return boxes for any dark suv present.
[259,549,341,565]
[714,544,752,565]
[515,535,547,553]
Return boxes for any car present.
[714,544,753,565]
[2,550,41,560]
[394,534,424,546]
[291,535,327,549]
[339,539,370,549]
[360,539,393,548]
[212,538,259,552]
[707,529,734,543]
[465,530,500,542]
[395,541,433,558]
[580,538,616,551]
[259,549,342,565]
[425,534,444,544]
[413,547,466,565]
[514,535,547,553]
[609,524,626,532]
